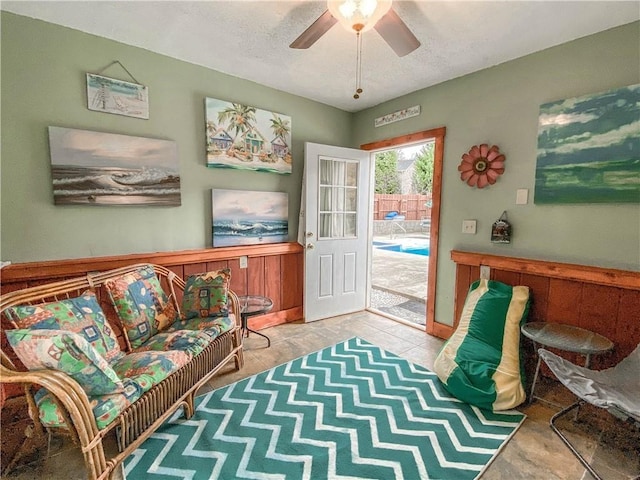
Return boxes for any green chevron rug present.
[124,337,525,479]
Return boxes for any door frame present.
[361,126,446,337]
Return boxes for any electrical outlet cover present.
[462,220,477,234]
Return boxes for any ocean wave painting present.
[49,127,180,206]
[212,189,288,247]
[535,84,640,204]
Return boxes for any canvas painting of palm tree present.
[205,98,292,174]
[535,84,640,204]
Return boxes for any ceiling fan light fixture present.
[327,0,392,33]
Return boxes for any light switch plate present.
[516,188,529,205]
[462,220,477,234]
[239,255,248,269]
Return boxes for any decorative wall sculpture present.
[458,144,505,188]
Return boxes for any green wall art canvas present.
[49,127,180,206]
[535,84,640,204]
[205,98,292,174]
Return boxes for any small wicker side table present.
[521,322,614,403]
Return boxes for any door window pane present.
[346,162,358,187]
[344,214,357,237]
[345,188,357,211]
[320,186,332,210]
[318,157,359,239]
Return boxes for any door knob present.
[306,232,313,237]
[306,243,314,249]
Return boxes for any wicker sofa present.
[0,263,244,480]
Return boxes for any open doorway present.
[369,142,434,327]
[361,127,446,335]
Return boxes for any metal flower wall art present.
[458,144,505,188]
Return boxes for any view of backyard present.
[369,142,434,327]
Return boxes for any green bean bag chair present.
[434,279,530,411]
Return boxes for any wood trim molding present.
[360,127,447,151]
[450,250,640,290]
[430,321,454,339]
[360,126,447,336]
[249,306,303,331]
[1,243,304,283]
[425,132,445,335]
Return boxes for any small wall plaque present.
[374,105,420,127]
[491,211,511,244]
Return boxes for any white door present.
[303,142,371,322]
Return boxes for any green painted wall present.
[0,12,352,262]
[352,22,640,326]
[2,13,638,328]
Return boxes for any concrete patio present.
[370,234,429,325]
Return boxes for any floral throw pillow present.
[181,269,231,320]
[105,265,178,350]
[6,329,124,396]
[6,291,123,363]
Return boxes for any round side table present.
[521,321,614,403]
[238,295,273,347]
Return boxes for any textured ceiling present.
[2,1,639,112]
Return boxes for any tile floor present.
[4,312,640,479]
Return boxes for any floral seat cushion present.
[111,350,191,393]
[168,315,236,341]
[35,349,191,430]
[134,330,212,358]
[6,329,124,396]
[6,291,122,362]
[35,379,143,430]
[105,265,179,350]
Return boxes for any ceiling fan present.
[290,0,421,57]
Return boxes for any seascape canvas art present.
[49,127,180,206]
[205,97,292,174]
[212,189,288,247]
[86,73,149,119]
[535,84,640,204]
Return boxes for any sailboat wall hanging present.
[86,61,149,119]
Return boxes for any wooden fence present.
[373,194,432,220]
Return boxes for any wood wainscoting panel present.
[615,289,640,360]
[264,255,282,313]
[247,256,266,298]
[520,274,550,323]
[0,244,305,331]
[282,253,303,311]
[546,279,584,325]
[451,250,640,368]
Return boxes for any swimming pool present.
[373,239,430,257]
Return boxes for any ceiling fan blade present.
[374,7,421,57]
[290,10,337,49]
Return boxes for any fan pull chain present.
[354,32,363,99]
